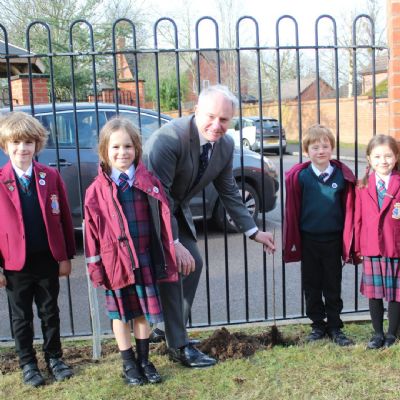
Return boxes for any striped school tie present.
[318,172,329,182]
[19,174,31,193]
[378,179,386,196]
[118,172,130,192]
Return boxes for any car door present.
[36,110,107,228]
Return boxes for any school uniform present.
[84,162,178,324]
[284,160,356,331]
[0,160,76,367]
[355,171,400,301]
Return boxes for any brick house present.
[279,76,335,102]
[360,53,388,96]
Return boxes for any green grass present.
[1,322,399,400]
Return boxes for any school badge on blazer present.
[392,203,400,220]
[50,194,60,214]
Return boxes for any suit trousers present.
[301,234,344,331]
[158,217,203,349]
[5,251,62,367]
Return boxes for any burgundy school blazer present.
[0,160,76,271]
[354,171,400,258]
[283,159,356,263]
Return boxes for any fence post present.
[388,0,400,144]
[82,220,102,359]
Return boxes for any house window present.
[202,80,210,89]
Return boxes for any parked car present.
[227,116,287,154]
[0,103,279,232]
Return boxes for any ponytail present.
[358,164,370,188]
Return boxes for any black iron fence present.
[0,14,386,341]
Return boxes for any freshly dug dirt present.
[1,326,296,374]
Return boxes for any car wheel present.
[242,138,251,149]
[213,182,260,232]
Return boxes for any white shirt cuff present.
[245,227,258,237]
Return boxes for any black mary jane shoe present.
[22,362,45,387]
[47,358,74,382]
[367,333,385,350]
[169,343,216,368]
[384,334,396,348]
[138,360,162,384]
[122,361,146,386]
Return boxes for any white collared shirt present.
[375,172,391,191]
[110,165,135,187]
[198,133,215,158]
[12,163,33,179]
[311,162,334,182]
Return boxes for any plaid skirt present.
[360,257,400,301]
[105,253,163,324]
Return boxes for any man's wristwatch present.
[249,229,259,240]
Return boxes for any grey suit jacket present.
[143,115,256,240]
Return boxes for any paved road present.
[0,153,368,341]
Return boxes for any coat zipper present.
[109,183,136,271]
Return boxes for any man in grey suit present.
[143,85,275,368]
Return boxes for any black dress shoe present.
[328,329,353,346]
[384,334,396,348]
[138,360,162,384]
[306,328,326,342]
[367,333,385,349]
[122,361,145,386]
[22,362,45,387]
[149,328,166,343]
[47,358,74,382]
[169,344,216,368]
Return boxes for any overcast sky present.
[144,0,386,46]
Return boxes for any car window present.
[254,119,279,129]
[38,111,106,148]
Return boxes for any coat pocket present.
[100,241,117,287]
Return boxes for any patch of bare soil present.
[155,326,299,362]
[1,326,298,374]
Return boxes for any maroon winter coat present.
[84,161,178,290]
[283,159,356,263]
[354,171,400,257]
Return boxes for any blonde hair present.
[98,117,142,174]
[359,134,399,188]
[0,111,48,154]
[302,124,336,153]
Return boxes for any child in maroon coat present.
[284,124,356,346]
[0,112,75,387]
[84,117,177,386]
[355,134,400,349]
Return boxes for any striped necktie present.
[377,179,386,195]
[19,174,31,193]
[318,172,329,182]
[118,172,130,192]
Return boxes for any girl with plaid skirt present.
[355,134,400,349]
[84,118,178,385]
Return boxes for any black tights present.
[369,299,400,336]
